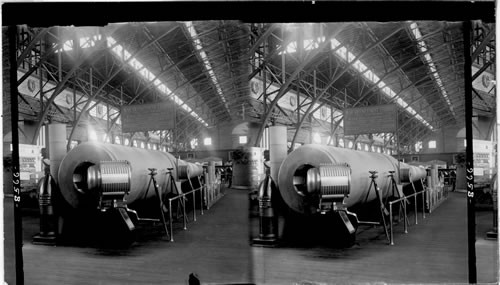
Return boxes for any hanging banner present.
[121,102,175,133]
[343,104,397,135]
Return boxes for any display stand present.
[165,168,187,227]
[388,170,409,233]
[145,168,170,240]
[360,171,390,243]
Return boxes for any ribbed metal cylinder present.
[318,164,350,197]
[178,165,189,180]
[48,123,66,184]
[400,167,410,183]
[99,161,131,195]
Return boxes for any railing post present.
[200,186,204,215]
[422,189,426,219]
[389,202,394,245]
[169,199,174,242]
[414,193,418,225]
[404,198,408,234]
[206,184,210,210]
[192,191,196,222]
[183,195,187,230]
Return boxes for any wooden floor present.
[251,191,498,284]
[4,189,499,284]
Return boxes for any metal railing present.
[166,180,224,242]
[166,184,204,242]
[427,184,449,213]
[204,182,223,210]
[388,188,428,245]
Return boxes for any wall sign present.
[343,104,397,135]
[121,102,175,133]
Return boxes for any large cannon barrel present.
[57,142,202,209]
[278,144,403,215]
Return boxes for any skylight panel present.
[255,30,433,131]
[123,50,131,61]
[328,36,434,129]
[112,44,122,55]
[304,39,314,50]
[286,42,297,54]
[53,35,102,53]
[139,68,149,79]
[337,46,347,60]
[80,37,91,48]
[410,22,455,118]
[354,60,367,72]
[331,38,341,49]
[106,35,208,127]
[347,52,355,63]
[63,40,73,51]
[183,21,229,111]
[364,70,373,81]
[383,86,391,95]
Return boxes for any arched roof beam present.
[16,27,50,68]
[248,24,280,57]
[30,40,109,144]
[17,40,63,86]
[289,27,405,150]
[254,23,349,146]
[66,26,179,148]
[128,36,237,105]
[471,26,495,62]
[249,25,313,82]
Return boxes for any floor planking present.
[4,188,498,284]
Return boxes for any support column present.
[463,20,477,284]
[48,123,67,183]
[269,126,287,184]
[7,24,24,285]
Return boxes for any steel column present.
[8,25,25,285]
[464,20,477,284]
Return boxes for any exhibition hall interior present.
[2,2,498,284]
